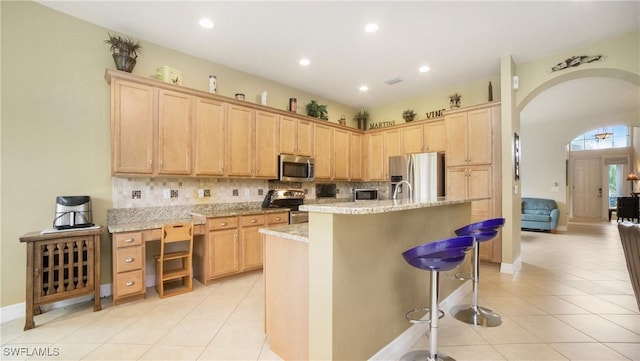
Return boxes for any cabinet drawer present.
[115,270,144,297]
[115,247,143,273]
[114,232,142,248]
[241,214,265,227]
[266,212,288,225]
[207,216,238,230]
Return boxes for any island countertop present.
[299,196,487,215]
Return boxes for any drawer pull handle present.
[124,238,134,243]
[251,219,257,223]
[125,281,135,286]
[275,217,281,221]
[125,258,134,263]
[221,222,228,226]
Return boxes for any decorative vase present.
[112,53,137,73]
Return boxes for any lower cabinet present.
[194,212,288,285]
[112,231,145,305]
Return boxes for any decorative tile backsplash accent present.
[112,177,388,208]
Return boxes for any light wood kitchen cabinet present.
[402,123,425,154]
[226,104,254,177]
[205,216,240,280]
[314,123,334,180]
[111,79,155,174]
[446,108,492,167]
[194,98,225,176]
[157,89,193,175]
[240,215,266,271]
[425,120,446,152]
[111,81,193,176]
[445,103,501,262]
[349,132,363,181]
[254,111,279,178]
[333,129,350,180]
[112,231,145,305]
[365,132,385,181]
[280,116,314,157]
[384,128,402,179]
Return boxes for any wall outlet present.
[198,189,205,198]
[163,189,171,199]
[244,188,250,197]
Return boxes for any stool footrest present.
[405,307,445,324]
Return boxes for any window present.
[570,125,629,151]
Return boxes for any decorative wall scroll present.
[550,55,604,72]
[514,132,520,181]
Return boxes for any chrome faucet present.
[392,180,412,200]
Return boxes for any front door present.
[573,158,602,218]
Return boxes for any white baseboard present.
[369,280,472,361]
[0,283,113,325]
[500,254,522,274]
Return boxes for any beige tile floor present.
[1,221,639,360]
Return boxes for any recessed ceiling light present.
[199,18,214,29]
[359,85,369,92]
[364,23,379,33]
[299,58,311,66]
[419,65,431,73]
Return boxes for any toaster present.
[53,196,93,230]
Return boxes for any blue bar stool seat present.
[450,218,505,327]
[401,236,475,361]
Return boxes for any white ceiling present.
[37,1,639,125]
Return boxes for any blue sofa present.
[521,197,559,233]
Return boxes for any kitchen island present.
[260,198,478,361]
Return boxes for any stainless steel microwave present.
[279,155,315,182]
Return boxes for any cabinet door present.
[402,124,424,154]
[384,129,402,179]
[297,120,314,157]
[255,111,279,178]
[157,90,192,175]
[314,124,333,179]
[279,116,297,155]
[446,167,468,200]
[469,166,492,220]
[467,108,492,165]
[241,225,263,271]
[425,120,446,152]
[333,129,350,180]
[349,132,363,180]
[445,113,468,167]
[209,229,240,278]
[226,105,254,177]
[111,80,155,174]
[194,98,225,176]
[366,133,385,181]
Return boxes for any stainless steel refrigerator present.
[389,152,445,201]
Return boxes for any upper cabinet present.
[111,80,194,176]
[446,108,492,167]
[110,79,156,174]
[254,111,279,178]
[157,89,193,175]
[226,104,254,177]
[313,123,334,180]
[194,98,225,176]
[349,132,363,181]
[280,116,313,157]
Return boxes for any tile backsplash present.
[112,177,388,208]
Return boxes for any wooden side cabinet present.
[20,227,102,330]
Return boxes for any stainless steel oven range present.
[261,189,308,224]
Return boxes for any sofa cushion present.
[522,198,558,214]
[522,214,552,222]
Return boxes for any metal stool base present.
[400,350,456,361]
[450,304,502,327]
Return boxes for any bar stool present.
[401,236,475,361]
[450,218,505,327]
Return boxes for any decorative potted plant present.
[353,110,369,130]
[105,33,142,73]
[402,109,417,122]
[306,100,329,120]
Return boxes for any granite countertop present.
[299,197,487,215]
[107,202,290,233]
[259,223,309,243]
